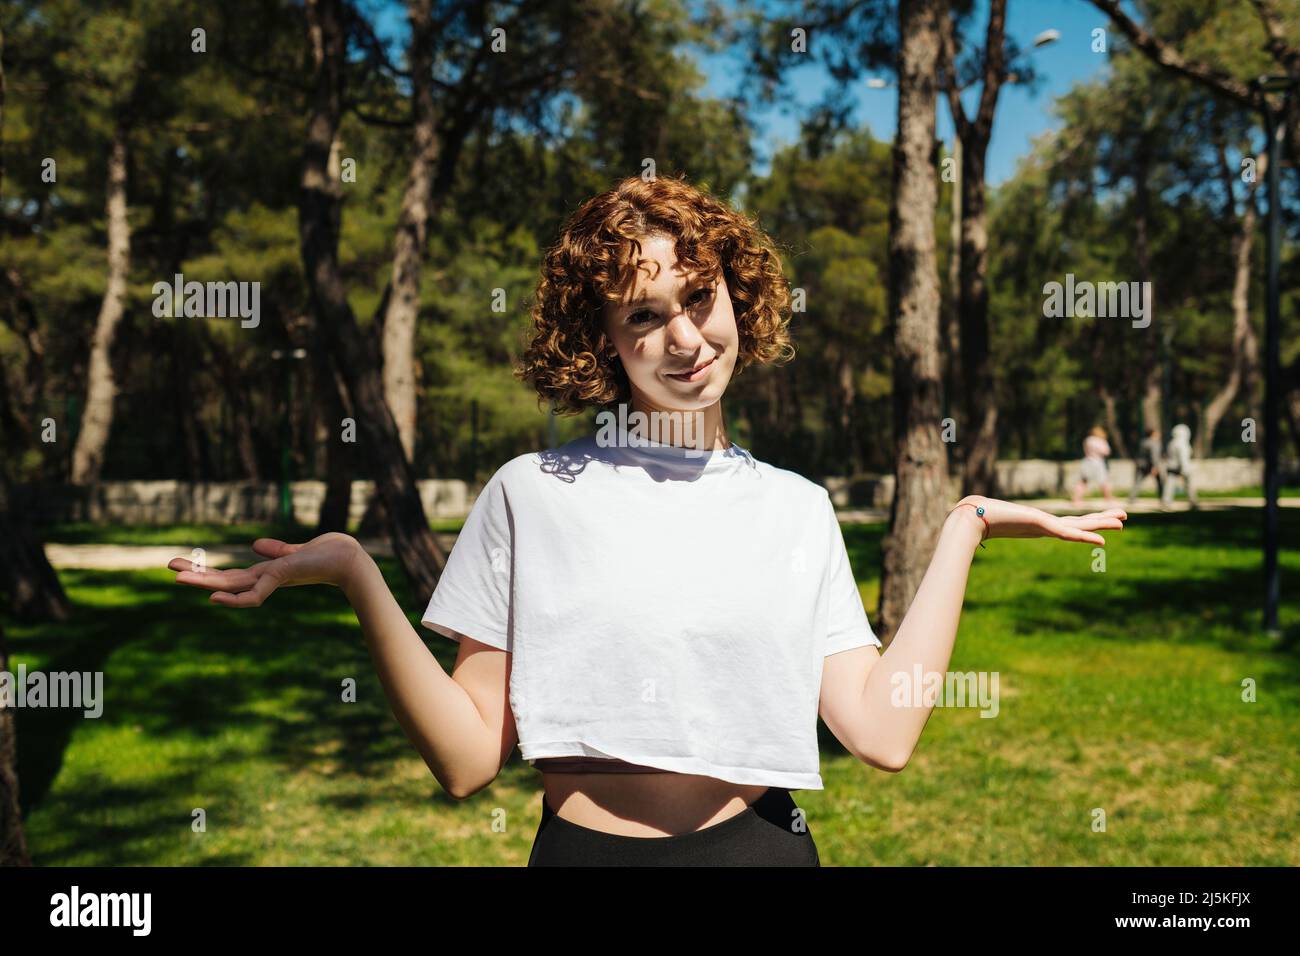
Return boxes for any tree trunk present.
[0,269,47,430]
[0,618,32,866]
[1099,387,1129,459]
[210,337,261,480]
[298,0,446,599]
[957,142,998,496]
[1133,155,1162,436]
[944,135,963,460]
[1,43,39,862]
[877,0,948,642]
[1279,358,1300,463]
[0,475,70,622]
[0,42,69,632]
[837,348,858,474]
[941,0,1006,498]
[380,0,440,464]
[175,323,206,479]
[1198,156,1262,459]
[315,347,354,534]
[70,126,130,484]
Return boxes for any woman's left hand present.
[953,495,1127,546]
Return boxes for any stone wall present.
[18,479,470,526]
[821,457,1286,508]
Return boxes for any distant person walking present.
[1072,426,1116,508]
[1161,423,1198,509]
[1128,427,1165,505]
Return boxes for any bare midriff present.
[539,764,771,837]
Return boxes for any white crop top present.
[419,422,882,790]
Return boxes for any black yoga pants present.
[527,786,820,866]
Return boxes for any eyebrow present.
[616,277,716,312]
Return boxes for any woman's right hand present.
[167,532,364,608]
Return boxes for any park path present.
[41,498,1297,570]
[44,534,444,571]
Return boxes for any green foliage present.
[989,34,1300,458]
[1,0,1297,487]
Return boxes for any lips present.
[666,355,717,381]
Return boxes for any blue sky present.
[372,0,1114,186]
[711,0,1114,184]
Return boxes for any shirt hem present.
[826,628,883,656]
[419,608,510,652]
[520,740,824,790]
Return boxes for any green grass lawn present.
[7,509,1299,865]
[1129,484,1300,499]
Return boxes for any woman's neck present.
[625,391,730,451]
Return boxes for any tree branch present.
[973,0,1007,139]
[938,9,971,141]
[1089,0,1261,109]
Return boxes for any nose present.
[664,309,706,356]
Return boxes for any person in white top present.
[1161,423,1198,509]
[167,174,1127,866]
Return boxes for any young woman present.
[1072,425,1116,508]
[168,175,1126,866]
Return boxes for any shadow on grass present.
[8,558,476,862]
[997,510,1300,653]
[28,769,257,866]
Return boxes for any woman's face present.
[600,233,739,414]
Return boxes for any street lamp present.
[1010,28,1059,84]
[1251,74,1294,637]
[270,347,307,523]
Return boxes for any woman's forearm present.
[341,546,498,797]
[857,506,984,767]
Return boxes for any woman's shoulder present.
[745,453,834,506]
[483,449,551,487]
[479,438,600,492]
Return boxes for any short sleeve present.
[420,468,513,652]
[821,491,882,656]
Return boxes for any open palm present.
[167,532,360,608]
[961,496,1127,546]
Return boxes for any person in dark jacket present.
[1128,428,1164,505]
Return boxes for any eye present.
[688,285,716,307]
[624,285,714,326]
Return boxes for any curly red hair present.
[515,174,795,415]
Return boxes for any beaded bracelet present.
[951,502,990,549]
